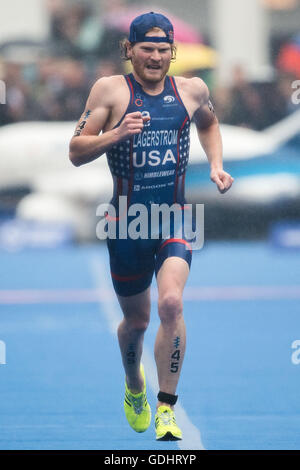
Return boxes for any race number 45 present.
[170,350,181,373]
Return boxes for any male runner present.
[69,12,233,441]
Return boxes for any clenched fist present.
[210,168,234,194]
[115,112,150,140]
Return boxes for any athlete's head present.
[120,12,176,84]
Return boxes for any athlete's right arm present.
[69,77,148,167]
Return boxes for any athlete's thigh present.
[156,257,189,298]
[154,206,194,284]
[107,236,155,297]
[117,286,151,322]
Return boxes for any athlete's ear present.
[126,41,133,59]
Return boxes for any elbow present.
[69,152,82,167]
[69,141,82,167]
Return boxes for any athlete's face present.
[128,30,172,84]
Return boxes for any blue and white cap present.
[128,12,174,44]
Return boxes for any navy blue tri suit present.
[105,73,194,297]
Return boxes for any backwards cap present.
[128,12,174,44]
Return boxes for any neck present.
[132,71,166,95]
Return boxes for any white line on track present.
[1,285,300,304]
[89,257,205,451]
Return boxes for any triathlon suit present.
[105,73,194,297]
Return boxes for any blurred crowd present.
[0,0,299,130]
[213,65,299,130]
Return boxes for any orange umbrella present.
[277,35,300,78]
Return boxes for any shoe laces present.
[157,409,175,426]
[131,393,146,415]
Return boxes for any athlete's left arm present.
[192,79,234,194]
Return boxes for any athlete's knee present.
[123,312,150,333]
[158,291,183,325]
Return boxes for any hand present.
[210,168,234,194]
[115,112,150,140]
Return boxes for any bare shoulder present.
[174,76,209,105]
[87,75,127,108]
[92,75,125,91]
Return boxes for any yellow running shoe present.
[124,364,151,433]
[155,405,182,441]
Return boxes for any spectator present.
[224,64,267,130]
[47,0,102,59]
[56,59,89,120]
[0,62,34,125]
[0,4,298,129]
[276,71,299,115]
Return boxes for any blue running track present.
[0,241,300,450]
